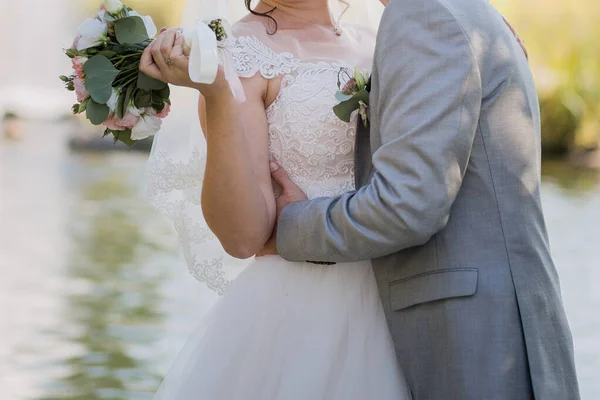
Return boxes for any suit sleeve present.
[276,1,483,263]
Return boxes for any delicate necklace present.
[259,0,347,36]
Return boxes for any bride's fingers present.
[151,35,170,72]
[171,34,185,58]
[160,29,177,60]
[140,45,163,80]
[270,162,296,193]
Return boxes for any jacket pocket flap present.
[389,268,478,311]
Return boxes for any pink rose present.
[103,116,125,131]
[119,112,141,129]
[72,34,82,49]
[73,77,90,102]
[72,57,87,79]
[156,103,171,119]
[103,113,141,131]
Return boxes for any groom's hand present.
[256,162,308,257]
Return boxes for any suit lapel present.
[354,117,372,189]
[354,77,373,189]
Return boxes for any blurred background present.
[0,0,598,399]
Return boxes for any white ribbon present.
[183,21,246,103]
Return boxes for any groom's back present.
[369,0,580,399]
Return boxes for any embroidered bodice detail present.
[224,34,361,199]
[147,26,373,294]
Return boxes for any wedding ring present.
[166,58,173,65]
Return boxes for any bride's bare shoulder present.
[232,15,273,36]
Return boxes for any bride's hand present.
[140,28,229,97]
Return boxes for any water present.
[1,121,599,399]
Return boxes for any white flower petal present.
[126,105,143,118]
[106,90,120,113]
[131,115,161,140]
[96,10,107,23]
[76,18,107,50]
[128,11,157,38]
[102,0,124,14]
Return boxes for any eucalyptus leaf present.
[352,89,370,105]
[137,71,167,90]
[158,85,170,100]
[116,90,126,119]
[114,16,149,45]
[335,91,353,102]
[333,89,370,123]
[150,90,164,106]
[119,85,136,119]
[86,100,110,125]
[333,99,360,123]
[113,129,136,147]
[85,77,114,104]
[134,90,152,108]
[83,55,119,81]
[98,50,118,59]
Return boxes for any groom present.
[260,0,580,398]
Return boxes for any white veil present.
[145,0,383,297]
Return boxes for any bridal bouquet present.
[60,0,230,146]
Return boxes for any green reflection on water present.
[39,158,171,400]
[542,159,600,195]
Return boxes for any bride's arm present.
[199,76,276,259]
[140,29,275,259]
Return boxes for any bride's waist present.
[253,255,371,269]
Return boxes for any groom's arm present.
[276,0,483,263]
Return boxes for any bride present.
[141,0,412,398]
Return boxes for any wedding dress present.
[149,20,411,399]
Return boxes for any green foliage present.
[114,16,149,44]
[539,92,580,155]
[137,70,167,91]
[497,0,600,153]
[333,89,369,123]
[86,99,111,125]
[84,55,120,103]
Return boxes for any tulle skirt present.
[154,255,411,399]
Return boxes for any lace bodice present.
[147,21,375,294]
[225,22,374,199]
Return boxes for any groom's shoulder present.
[379,0,500,50]
[381,0,490,28]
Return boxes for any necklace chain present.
[259,0,345,36]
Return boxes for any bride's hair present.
[244,1,350,34]
[245,0,279,33]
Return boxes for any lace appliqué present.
[147,34,364,295]
[226,35,359,199]
[147,146,232,295]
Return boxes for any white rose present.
[76,18,107,50]
[131,114,162,140]
[102,0,124,14]
[127,104,143,117]
[106,89,120,113]
[128,11,157,38]
[96,10,107,23]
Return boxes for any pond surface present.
[1,121,598,399]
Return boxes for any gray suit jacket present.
[277,0,580,398]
